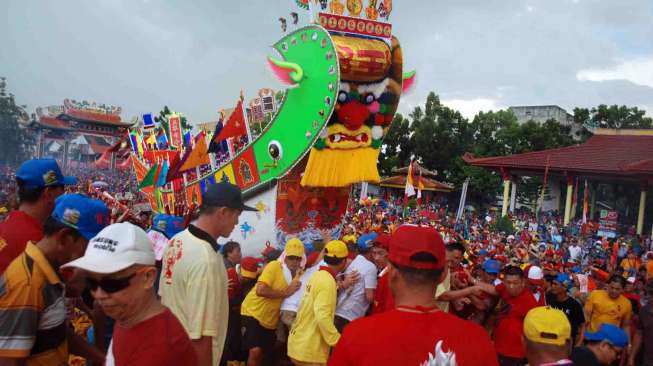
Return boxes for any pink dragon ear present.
[267,56,304,87]
[402,70,416,93]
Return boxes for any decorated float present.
[129,0,415,255]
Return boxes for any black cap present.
[201,181,257,211]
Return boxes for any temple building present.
[464,128,653,236]
[25,99,133,169]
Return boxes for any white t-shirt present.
[568,245,581,261]
[158,228,228,364]
[280,264,321,312]
[335,255,378,321]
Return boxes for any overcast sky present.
[2,0,652,122]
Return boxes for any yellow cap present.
[325,240,349,259]
[342,234,357,245]
[523,306,571,346]
[285,238,305,257]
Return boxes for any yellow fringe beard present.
[300,147,381,187]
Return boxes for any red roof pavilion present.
[463,129,653,181]
[463,128,653,234]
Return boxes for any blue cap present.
[479,249,488,256]
[357,233,378,251]
[16,159,77,189]
[584,324,628,348]
[555,273,573,289]
[152,214,185,239]
[51,194,109,240]
[571,266,581,273]
[482,259,501,274]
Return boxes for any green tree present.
[573,104,652,141]
[0,78,33,166]
[378,113,412,176]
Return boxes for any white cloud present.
[576,58,653,88]
[441,98,502,119]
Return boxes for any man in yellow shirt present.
[241,238,304,366]
[583,275,632,343]
[288,240,349,366]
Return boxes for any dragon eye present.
[268,140,283,160]
[363,93,375,104]
[338,91,348,103]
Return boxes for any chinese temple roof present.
[463,129,653,179]
[32,99,133,131]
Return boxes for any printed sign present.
[168,115,183,148]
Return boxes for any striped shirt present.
[0,242,68,365]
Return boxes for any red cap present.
[388,225,446,270]
[240,256,261,279]
[374,233,391,251]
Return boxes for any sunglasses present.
[86,268,151,294]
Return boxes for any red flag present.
[214,100,247,142]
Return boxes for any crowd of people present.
[0,158,652,366]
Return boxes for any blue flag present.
[156,160,169,187]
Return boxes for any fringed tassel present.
[300,147,381,187]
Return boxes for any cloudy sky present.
[2,0,652,122]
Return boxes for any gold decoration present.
[330,0,345,15]
[347,0,363,16]
[366,0,378,20]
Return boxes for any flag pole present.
[240,90,253,144]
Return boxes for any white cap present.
[527,266,544,280]
[507,235,515,240]
[62,223,155,274]
[627,277,636,284]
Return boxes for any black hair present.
[446,242,465,254]
[324,256,346,266]
[42,216,81,239]
[608,275,626,288]
[503,265,525,278]
[222,241,241,256]
[390,252,444,286]
[198,205,218,216]
[16,178,47,204]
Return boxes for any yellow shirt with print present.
[584,289,632,332]
[241,260,289,329]
[287,269,340,363]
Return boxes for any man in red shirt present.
[0,159,75,272]
[479,265,538,366]
[63,222,197,366]
[371,234,394,314]
[329,225,498,366]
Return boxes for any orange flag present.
[179,132,210,172]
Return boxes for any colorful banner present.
[214,164,237,185]
[276,157,350,245]
[597,210,618,238]
[319,12,392,39]
[169,115,183,148]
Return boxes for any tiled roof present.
[37,116,73,130]
[65,109,128,125]
[463,131,653,177]
[84,135,111,154]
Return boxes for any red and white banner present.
[169,115,183,148]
